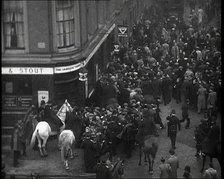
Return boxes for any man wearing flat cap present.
[96,153,112,179]
[167,149,179,179]
[159,157,172,178]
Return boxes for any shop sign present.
[3,96,17,108]
[38,91,49,107]
[54,63,83,74]
[2,67,53,75]
[17,96,33,108]
[3,95,32,109]
[118,26,128,37]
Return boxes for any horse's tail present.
[30,127,38,148]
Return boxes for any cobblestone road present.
[3,99,221,178]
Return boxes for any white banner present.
[2,67,53,75]
[38,91,49,107]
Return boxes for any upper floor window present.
[56,0,75,49]
[3,0,25,49]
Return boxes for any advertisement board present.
[38,91,49,107]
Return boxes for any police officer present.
[167,110,181,149]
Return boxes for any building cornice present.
[2,21,116,74]
[2,19,115,67]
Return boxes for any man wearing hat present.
[203,163,218,179]
[183,165,192,179]
[80,133,98,173]
[180,99,190,129]
[11,120,24,167]
[167,110,181,149]
[159,157,172,178]
[96,153,112,179]
[197,84,207,114]
[167,149,179,179]
[207,87,217,118]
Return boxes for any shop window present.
[2,76,32,95]
[2,0,25,49]
[5,82,13,94]
[56,0,75,48]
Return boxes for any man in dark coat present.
[201,121,220,155]
[167,110,181,149]
[96,156,112,179]
[173,77,182,104]
[117,83,130,107]
[11,120,25,167]
[180,99,190,129]
[189,79,199,111]
[81,135,98,173]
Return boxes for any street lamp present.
[79,67,88,81]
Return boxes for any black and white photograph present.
[1,0,221,178]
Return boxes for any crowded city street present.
[2,0,221,179]
[2,99,221,178]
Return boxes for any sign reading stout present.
[1,67,54,75]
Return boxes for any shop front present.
[1,67,54,131]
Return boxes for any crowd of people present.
[7,1,221,179]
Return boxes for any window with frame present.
[3,0,25,49]
[56,0,75,49]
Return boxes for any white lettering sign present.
[2,67,53,75]
[54,63,83,74]
[38,91,49,107]
[38,42,46,49]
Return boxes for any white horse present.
[30,100,73,157]
[58,130,76,170]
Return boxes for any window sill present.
[4,49,25,54]
[57,46,77,53]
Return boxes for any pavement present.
[124,98,221,179]
[2,98,221,179]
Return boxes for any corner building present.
[1,0,150,132]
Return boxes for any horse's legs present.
[36,135,44,157]
[144,152,147,162]
[138,146,142,166]
[201,154,206,173]
[58,124,65,150]
[42,136,48,157]
[151,157,155,172]
[69,146,74,159]
[61,146,65,163]
[61,146,69,170]
[148,154,153,174]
